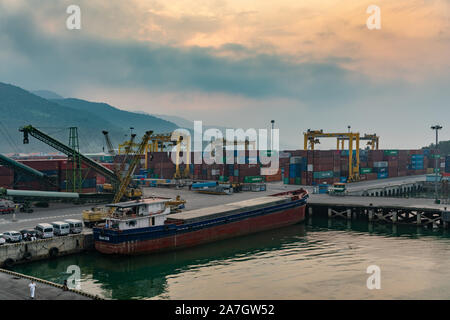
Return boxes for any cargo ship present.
[93,189,308,255]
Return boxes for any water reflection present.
[14,224,306,299]
[12,216,450,299]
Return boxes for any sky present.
[0,0,449,149]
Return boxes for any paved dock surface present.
[0,270,93,300]
[308,194,447,210]
[344,175,427,192]
[0,202,93,233]
[0,174,432,233]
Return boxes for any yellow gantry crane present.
[337,133,379,150]
[145,133,178,170]
[120,131,192,179]
[303,129,360,182]
[118,139,139,155]
[210,138,257,152]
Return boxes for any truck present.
[327,183,347,196]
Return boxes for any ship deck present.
[167,195,293,224]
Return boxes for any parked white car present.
[64,219,83,234]
[35,223,54,239]
[51,221,70,236]
[0,234,6,245]
[3,231,22,243]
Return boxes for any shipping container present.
[313,171,334,179]
[377,172,388,179]
[384,150,398,156]
[360,168,372,174]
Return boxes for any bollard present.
[392,212,397,223]
[417,212,421,225]
[308,207,313,216]
[346,209,351,220]
[368,209,374,221]
[328,208,332,218]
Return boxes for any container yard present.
[0,149,448,192]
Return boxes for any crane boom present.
[20,125,119,184]
[102,130,116,156]
[112,131,153,203]
[117,133,136,179]
[0,153,57,188]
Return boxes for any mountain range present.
[0,82,181,154]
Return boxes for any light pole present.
[431,125,442,203]
[270,120,275,154]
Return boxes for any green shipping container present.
[294,177,301,185]
[360,168,372,174]
[313,171,334,179]
[384,150,398,156]
[283,177,289,184]
[244,176,265,183]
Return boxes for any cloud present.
[0,0,375,105]
[0,0,448,150]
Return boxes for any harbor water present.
[12,217,450,299]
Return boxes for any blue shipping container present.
[289,164,301,178]
[373,167,387,173]
[377,172,388,179]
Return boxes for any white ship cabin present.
[104,198,171,230]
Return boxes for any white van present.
[35,223,54,239]
[51,221,70,236]
[64,219,83,234]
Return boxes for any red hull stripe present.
[95,205,306,255]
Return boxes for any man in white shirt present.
[28,280,36,299]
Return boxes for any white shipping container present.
[373,161,388,168]
[290,156,303,164]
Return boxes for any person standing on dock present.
[28,280,36,300]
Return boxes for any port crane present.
[82,131,153,226]
[102,131,142,198]
[112,131,153,203]
[303,129,360,182]
[20,125,119,186]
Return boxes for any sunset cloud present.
[0,0,448,149]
